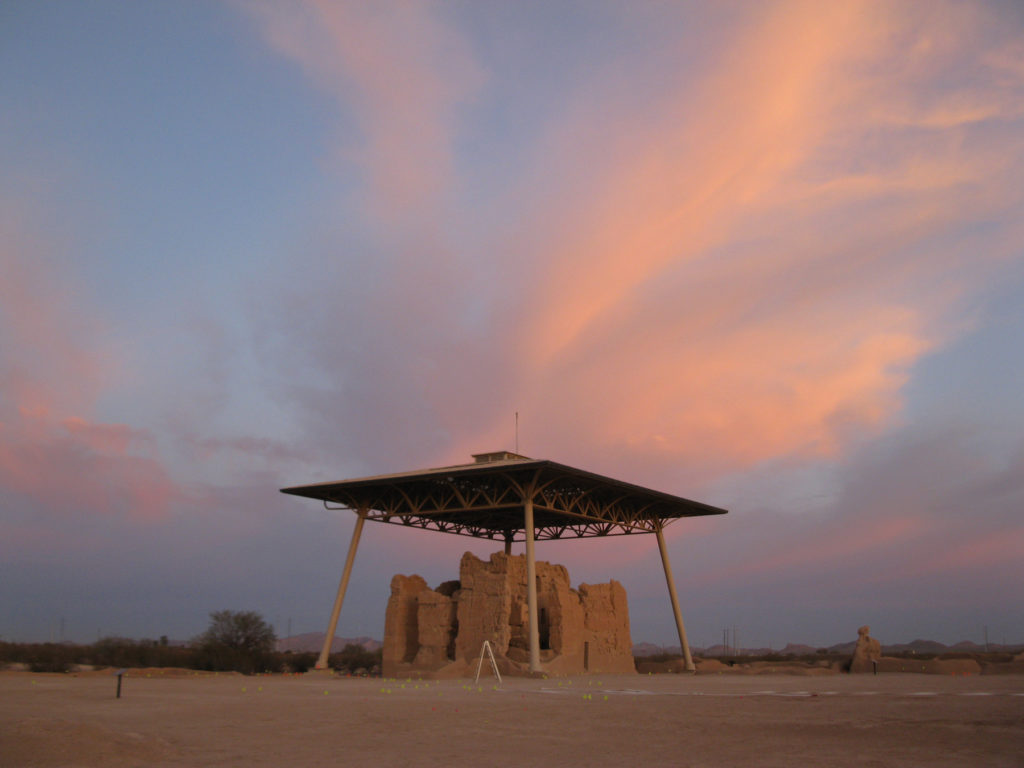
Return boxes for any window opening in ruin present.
[584,641,590,671]
[508,599,526,650]
[447,616,458,661]
[403,607,420,663]
[539,607,550,650]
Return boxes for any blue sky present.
[2,0,1023,650]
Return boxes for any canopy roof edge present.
[281,455,726,541]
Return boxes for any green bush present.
[88,637,195,669]
[29,643,77,673]
[192,610,278,675]
[0,642,78,673]
[1,610,380,676]
[281,651,317,673]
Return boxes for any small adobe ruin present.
[383,551,635,678]
[849,625,882,673]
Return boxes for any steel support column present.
[655,522,695,673]
[315,509,366,670]
[524,496,541,673]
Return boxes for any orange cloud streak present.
[243,1,1023,493]
[455,1,1024,480]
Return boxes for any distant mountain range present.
[276,633,381,653]
[279,635,1019,656]
[632,639,1023,656]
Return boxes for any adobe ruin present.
[849,625,882,673]
[383,551,636,678]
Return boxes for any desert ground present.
[2,669,1022,767]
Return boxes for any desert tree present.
[193,610,277,674]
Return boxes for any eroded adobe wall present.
[382,574,427,670]
[382,551,635,678]
[580,581,635,674]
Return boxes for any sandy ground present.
[2,670,1023,767]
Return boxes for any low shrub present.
[329,644,381,675]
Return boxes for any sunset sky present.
[2,1,1023,650]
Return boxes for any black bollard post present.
[115,668,126,698]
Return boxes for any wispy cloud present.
[239,3,1024,495]
[243,0,483,230]
[453,0,1024,484]
[0,209,181,525]
[689,422,1024,592]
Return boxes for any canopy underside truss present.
[284,458,726,541]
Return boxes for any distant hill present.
[779,643,818,656]
[827,641,857,655]
[950,641,986,652]
[633,643,677,657]
[882,639,949,655]
[634,638,1023,657]
[277,633,381,653]
[277,634,1021,657]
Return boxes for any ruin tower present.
[383,551,635,678]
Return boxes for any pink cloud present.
[0,410,181,522]
[61,418,150,456]
[913,528,1024,575]
[701,515,928,586]
[441,1,1024,483]
[669,423,1024,604]
[0,208,110,418]
[243,0,482,229]
[249,2,1023,509]
[0,213,182,524]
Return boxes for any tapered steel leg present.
[315,511,366,670]
[524,497,541,673]
[655,523,695,672]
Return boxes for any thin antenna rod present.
[515,411,519,454]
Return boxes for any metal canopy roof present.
[280,454,727,542]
